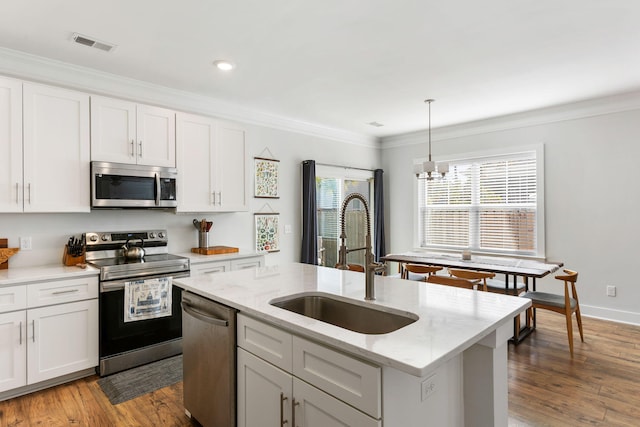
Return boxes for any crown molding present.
[0,47,379,148]
[382,89,640,149]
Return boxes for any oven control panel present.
[85,230,168,248]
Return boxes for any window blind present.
[418,151,538,255]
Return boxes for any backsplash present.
[0,210,258,268]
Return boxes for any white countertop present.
[0,264,99,287]
[174,262,531,377]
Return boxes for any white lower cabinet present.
[27,299,98,384]
[0,311,27,392]
[0,275,98,395]
[237,314,381,427]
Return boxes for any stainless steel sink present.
[269,292,418,334]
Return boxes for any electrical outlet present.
[421,374,437,401]
[284,224,292,234]
[606,285,616,297]
[19,236,32,251]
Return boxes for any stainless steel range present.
[85,229,190,376]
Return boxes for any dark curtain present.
[300,160,318,264]
[373,169,386,262]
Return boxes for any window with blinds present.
[417,150,541,256]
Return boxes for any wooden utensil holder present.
[63,245,85,266]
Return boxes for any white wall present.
[382,97,640,325]
[0,50,380,270]
[1,122,379,269]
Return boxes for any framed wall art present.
[254,157,280,198]
[255,213,280,253]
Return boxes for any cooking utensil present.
[193,219,201,230]
[122,238,145,259]
[206,221,213,232]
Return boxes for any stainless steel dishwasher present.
[181,291,237,427]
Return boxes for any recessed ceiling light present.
[213,60,235,71]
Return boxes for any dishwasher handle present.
[181,302,229,327]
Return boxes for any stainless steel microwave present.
[91,161,178,208]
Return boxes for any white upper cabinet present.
[91,96,176,167]
[0,76,23,212]
[176,113,247,212]
[22,83,90,212]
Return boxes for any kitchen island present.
[175,262,530,427]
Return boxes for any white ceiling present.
[1,1,639,138]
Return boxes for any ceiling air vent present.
[72,33,116,53]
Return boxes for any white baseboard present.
[580,304,640,326]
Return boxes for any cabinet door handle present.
[32,320,35,343]
[138,140,143,158]
[15,182,19,204]
[130,139,135,157]
[280,392,288,426]
[52,289,80,295]
[292,398,300,427]
[19,321,22,345]
[27,183,31,204]
[218,192,222,206]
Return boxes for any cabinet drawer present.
[231,257,263,271]
[0,285,27,313]
[27,276,98,308]
[192,261,231,276]
[293,336,381,419]
[237,314,292,371]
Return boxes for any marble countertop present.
[174,262,530,377]
[0,264,99,287]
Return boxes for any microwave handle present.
[155,173,160,206]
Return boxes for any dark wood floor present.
[508,310,640,426]
[1,311,639,426]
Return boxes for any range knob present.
[89,234,98,242]
[101,234,109,241]
[148,232,155,239]
[158,232,165,239]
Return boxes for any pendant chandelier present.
[414,99,448,180]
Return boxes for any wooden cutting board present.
[191,246,239,255]
[1,238,9,270]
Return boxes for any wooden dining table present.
[381,251,564,343]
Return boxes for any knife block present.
[62,245,85,266]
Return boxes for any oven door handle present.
[181,302,229,327]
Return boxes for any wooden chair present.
[426,274,482,290]
[401,263,443,281]
[447,269,493,292]
[520,269,584,356]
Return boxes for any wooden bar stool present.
[520,269,584,356]
[401,263,443,281]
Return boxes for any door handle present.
[15,182,19,204]
[292,398,300,427]
[280,392,288,426]
[130,139,135,157]
[27,183,31,204]
[138,140,143,158]
[181,302,229,327]
[19,321,22,346]
[32,320,35,343]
